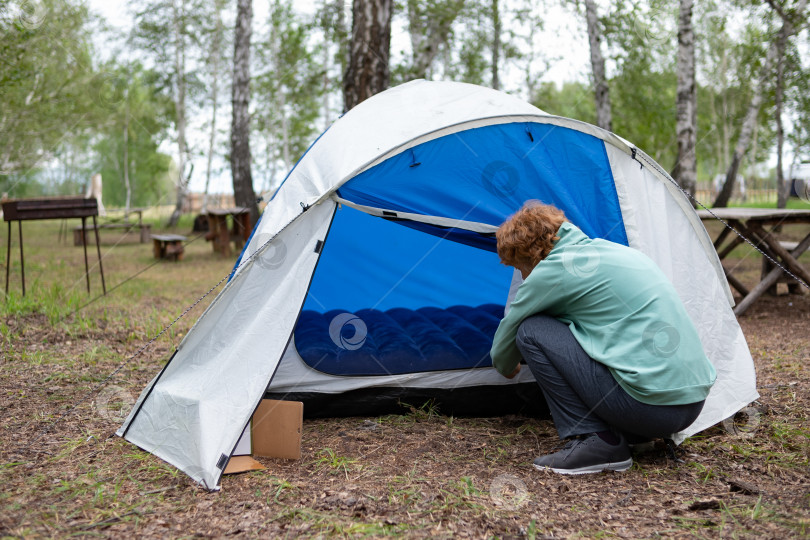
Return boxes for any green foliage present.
[438,0,524,87]
[0,0,97,188]
[610,45,678,167]
[536,0,789,185]
[312,447,359,477]
[92,64,174,207]
[391,0,466,83]
[697,11,777,173]
[128,0,208,98]
[253,0,324,191]
[532,81,597,124]
[0,283,84,326]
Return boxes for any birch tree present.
[202,0,228,213]
[436,0,522,90]
[405,0,464,79]
[671,0,697,198]
[167,0,189,226]
[131,0,204,226]
[93,65,174,208]
[774,21,789,208]
[254,0,321,193]
[584,0,611,131]
[231,0,259,225]
[343,0,393,111]
[316,0,349,128]
[714,0,807,207]
[0,0,97,179]
[491,0,501,90]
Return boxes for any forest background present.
[2,0,810,221]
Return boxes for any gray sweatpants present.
[516,314,704,440]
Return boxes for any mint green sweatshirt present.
[490,222,716,406]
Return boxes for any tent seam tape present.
[331,196,499,233]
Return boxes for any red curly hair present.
[496,201,567,270]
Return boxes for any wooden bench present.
[151,234,187,261]
[762,241,804,295]
[74,222,151,245]
[204,208,251,257]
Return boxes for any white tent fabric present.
[119,80,758,488]
[118,201,336,489]
[604,144,758,441]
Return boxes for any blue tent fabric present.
[294,304,502,376]
[295,123,629,377]
[302,205,514,313]
[338,122,628,245]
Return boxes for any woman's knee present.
[516,314,560,351]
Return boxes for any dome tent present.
[118,80,758,490]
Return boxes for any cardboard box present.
[252,399,304,460]
[223,399,303,474]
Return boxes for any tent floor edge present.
[265,382,549,418]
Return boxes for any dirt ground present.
[1,228,809,538]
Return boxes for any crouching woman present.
[490,202,716,475]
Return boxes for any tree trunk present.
[343,0,393,112]
[720,51,730,174]
[168,0,189,227]
[322,20,331,130]
[231,0,259,225]
[270,10,292,171]
[203,0,225,214]
[491,0,500,90]
[671,0,697,200]
[123,94,131,215]
[279,90,291,170]
[584,0,611,131]
[336,0,349,77]
[714,0,807,208]
[407,0,427,78]
[775,24,789,209]
[406,0,462,79]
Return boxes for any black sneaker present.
[533,433,632,475]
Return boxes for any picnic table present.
[698,207,810,316]
[204,207,251,257]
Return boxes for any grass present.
[2,211,810,538]
[1,218,232,352]
[312,448,360,478]
[727,198,810,210]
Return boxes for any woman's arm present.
[490,265,565,376]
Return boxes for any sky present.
[83,0,591,195]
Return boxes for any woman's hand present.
[504,364,521,379]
